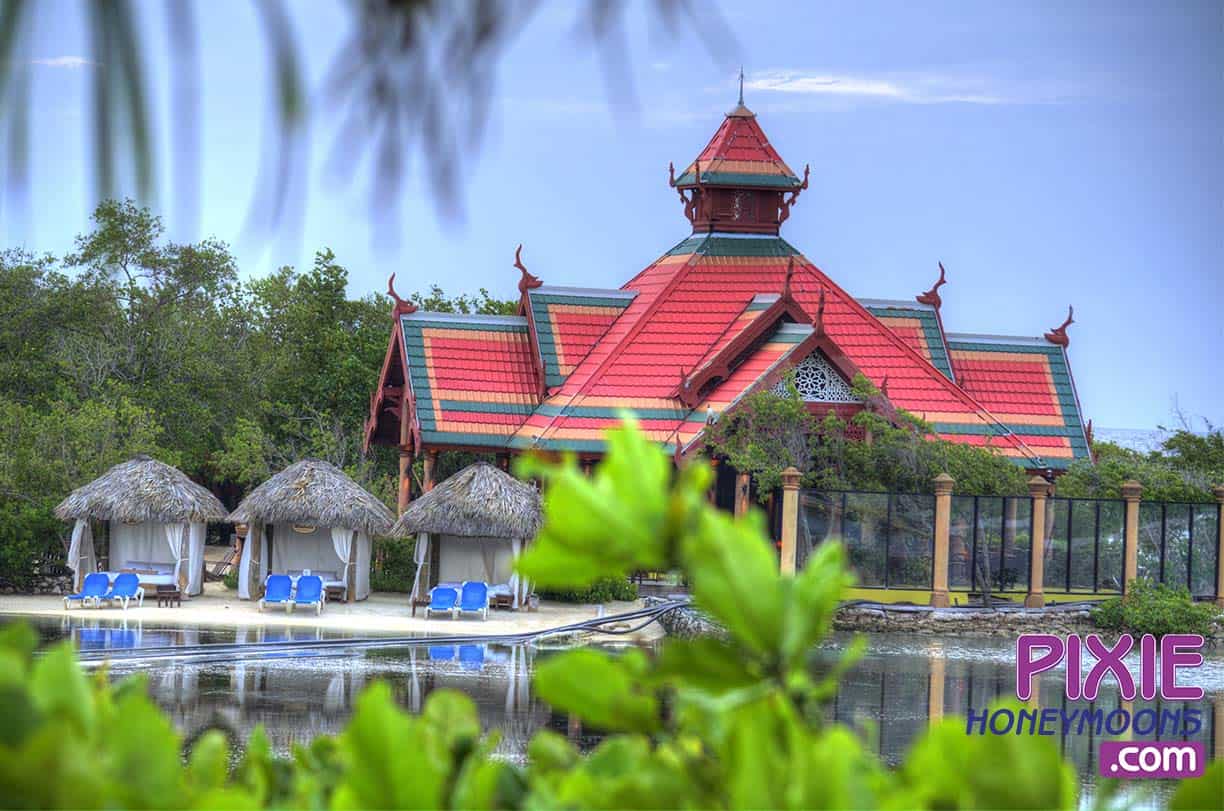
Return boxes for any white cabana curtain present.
[509,539,522,609]
[107,520,203,594]
[354,532,371,600]
[437,535,515,585]
[237,524,262,600]
[67,519,97,587]
[330,528,352,585]
[187,523,206,595]
[410,532,430,602]
[163,522,187,584]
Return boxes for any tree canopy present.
[0,200,515,585]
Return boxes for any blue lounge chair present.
[425,586,458,619]
[101,572,144,610]
[458,581,489,620]
[291,575,324,615]
[64,572,110,610]
[458,644,485,670]
[259,574,292,612]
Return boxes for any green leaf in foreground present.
[532,648,659,734]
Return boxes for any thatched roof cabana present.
[56,455,227,524]
[227,459,394,536]
[55,455,226,596]
[229,459,393,603]
[391,462,541,610]
[391,462,541,539]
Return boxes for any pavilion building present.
[365,93,1091,511]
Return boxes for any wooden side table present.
[156,585,181,607]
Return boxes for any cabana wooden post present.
[390,462,541,612]
[228,459,394,602]
[55,455,227,597]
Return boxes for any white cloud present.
[30,56,96,69]
[744,69,1082,106]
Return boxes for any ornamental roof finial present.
[782,256,795,300]
[727,67,754,117]
[916,262,948,309]
[386,273,418,316]
[813,285,827,337]
[515,244,542,295]
[1045,305,1074,347]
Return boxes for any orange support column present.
[780,467,801,574]
[1121,480,1143,594]
[734,472,751,518]
[423,449,438,492]
[931,473,954,608]
[1025,476,1051,608]
[397,449,413,516]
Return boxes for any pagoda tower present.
[670,86,809,235]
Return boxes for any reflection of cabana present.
[391,462,541,610]
[55,455,227,596]
[228,459,394,602]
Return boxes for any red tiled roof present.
[673,108,802,189]
[367,107,1087,469]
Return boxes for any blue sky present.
[7,1,1222,431]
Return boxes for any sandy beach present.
[0,581,664,641]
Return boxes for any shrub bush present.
[370,535,416,593]
[222,570,239,590]
[537,576,638,604]
[1091,578,1220,638]
[0,499,64,591]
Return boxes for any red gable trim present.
[362,317,418,453]
[677,291,808,408]
[790,261,1045,467]
[677,326,866,459]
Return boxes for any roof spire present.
[727,67,754,117]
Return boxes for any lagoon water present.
[17,615,1223,804]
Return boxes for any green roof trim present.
[674,171,801,189]
[437,400,536,416]
[527,292,630,389]
[946,337,1090,466]
[421,430,512,448]
[667,235,800,258]
[400,316,529,334]
[865,305,954,381]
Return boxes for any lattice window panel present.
[773,351,860,403]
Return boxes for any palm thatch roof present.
[55,455,228,524]
[391,462,541,539]
[228,459,395,536]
